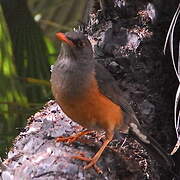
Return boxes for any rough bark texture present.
[1,0,180,179]
[1,101,157,180]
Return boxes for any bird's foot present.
[56,130,94,144]
[72,153,102,174]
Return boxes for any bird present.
[50,31,174,172]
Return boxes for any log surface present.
[1,101,157,180]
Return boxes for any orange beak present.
[56,32,75,47]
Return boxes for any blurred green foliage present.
[0,0,89,158]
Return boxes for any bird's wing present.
[95,62,139,124]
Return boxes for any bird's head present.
[56,31,93,61]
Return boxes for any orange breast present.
[57,78,124,132]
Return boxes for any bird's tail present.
[129,122,175,169]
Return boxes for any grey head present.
[56,31,94,62]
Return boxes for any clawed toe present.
[72,154,102,174]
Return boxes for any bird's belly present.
[60,91,124,132]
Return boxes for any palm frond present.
[29,0,90,36]
[1,0,51,102]
[164,3,180,81]
[163,3,180,155]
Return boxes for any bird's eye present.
[77,41,84,48]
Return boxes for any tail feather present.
[129,123,175,169]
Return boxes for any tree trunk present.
[1,0,179,179]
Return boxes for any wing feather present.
[95,62,139,124]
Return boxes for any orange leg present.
[56,130,94,143]
[72,131,113,171]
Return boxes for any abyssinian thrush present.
[50,31,174,171]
